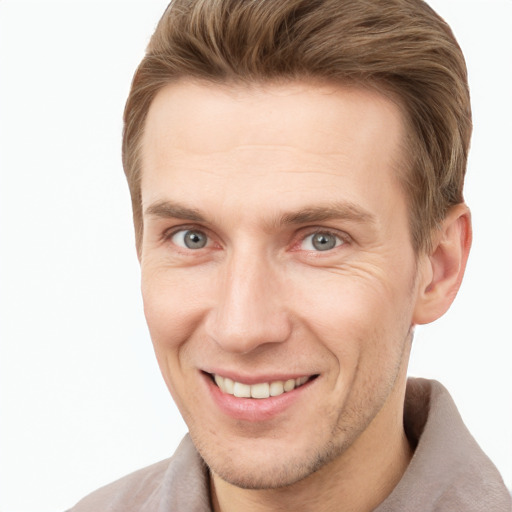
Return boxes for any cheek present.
[290,265,415,356]
[294,269,407,325]
[141,267,203,354]
[141,270,202,408]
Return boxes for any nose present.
[205,249,292,354]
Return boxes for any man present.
[69,0,511,510]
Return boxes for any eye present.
[301,231,344,252]
[171,229,209,250]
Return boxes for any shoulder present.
[67,457,172,512]
[378,378,512,511]
[67,435,211,512]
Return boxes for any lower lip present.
[203,373,316,422]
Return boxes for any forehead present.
[140,80,407,223]
[143,80,405,156]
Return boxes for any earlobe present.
[412,204,472,325]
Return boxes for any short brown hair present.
[123,0,472,254]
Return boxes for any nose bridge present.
[206,244,291,353]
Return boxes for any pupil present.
[185,231,207,249]
[313,233,336,251]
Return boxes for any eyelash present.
[295,229,350,253]
[163,225,214,248]
[162,226,350,253]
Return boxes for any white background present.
[0,1,510,510]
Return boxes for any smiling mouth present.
[210,373,317,399]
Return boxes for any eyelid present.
[159,223,350,252]
[162,221,204,236]
[162,224,213,248]
[293,227,351,252]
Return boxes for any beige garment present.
[67,379,512,511]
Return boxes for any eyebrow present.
[144,201,206,222]
[278,203,375,226]
[144,200,375,227]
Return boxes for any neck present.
[210,381,413,512]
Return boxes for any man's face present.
[139,81,427,488]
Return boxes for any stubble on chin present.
[200,416,359,491]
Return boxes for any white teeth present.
[297,376,308,386]
[233,382,251,398]
[269,381,284,396]
[284,379,296,392]
[213,374,311,399]
[251,382,270,399]
[214,374,224,388]
[224,377,234,394]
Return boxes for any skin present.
[139,81,471,512]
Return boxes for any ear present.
[413,203,472,325]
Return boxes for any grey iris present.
[184,230,207,249]
[312,233,337,251]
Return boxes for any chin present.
[197,432,349,490]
